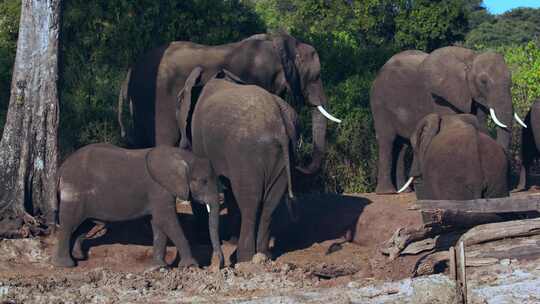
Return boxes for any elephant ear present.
[215,69,246,85]
[146,146,191,200]
[177,66,203,149]
[410,114,441,177]
[421,51,473,113]
[272,33,302,102]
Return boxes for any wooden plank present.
[414,195,540,213]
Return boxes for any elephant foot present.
[178,257,199,268]
[511,187,526,193]
[211,252,225,270]
[375,184,397,195]
[51,255,76,268]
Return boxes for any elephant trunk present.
[489,89,513,151]
[297,107,327,174]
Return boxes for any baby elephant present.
[399,113,509,199]
[52,143,223,268]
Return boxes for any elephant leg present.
[375,131,398,194]
[232,182,261,263]
[152,192,198,268]
[256,171,288,258]
[151,219,168,267]
[514,164,528,192]
[52,201,85,267]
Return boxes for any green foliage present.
[58,0,264,155]
[3,0,539,193]
[394,0,471,51]
[465,8,540,48]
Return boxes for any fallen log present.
[456,217,540,247]
[413,194,540,213]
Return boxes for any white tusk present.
[514,113,527,128]
[397,177,414,193]
[489,108,507,129]
[206,204,210,213]
[317,106,342,123]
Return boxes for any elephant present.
[515,99,540,191]
[177,68,298,262]
[370,46,526,194]
[399,114,509,200]
[52,143,223,269]
[118,32,341,175]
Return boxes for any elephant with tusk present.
[370,46,526,194]
[118,32,341,175]
[398,114,509,199]
[52,144,223,269]
[177,68,300,262]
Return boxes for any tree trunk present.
[0,0,62,237]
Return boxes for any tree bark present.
[0,0,62,237]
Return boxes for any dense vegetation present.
[1,0,539,193]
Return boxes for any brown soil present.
[0,192,434,302]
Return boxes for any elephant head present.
[272,33,341,174]
[420,46,526,151]
[146,146,220,206]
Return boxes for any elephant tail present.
[117,68,132,138]
[278,118,298,222]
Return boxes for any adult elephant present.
[119,33,340,174]
[515,99,540,191]
[178,68,298,262]
[405,114,508,200]
[370,47,526,194]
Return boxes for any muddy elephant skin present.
[371,47,524,194]
[52,143,223,268]
[120,33,340,174]
[178,69,298,262]
[406,114,509,200]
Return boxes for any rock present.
[0,238,47,263]
[252,253,269,265]
[500,259,511,266]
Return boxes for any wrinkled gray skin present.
[516,99,540,191]
[371,47,516,194]
[52,143,223,269]
[409,114,509,200]
[119,33,329,175]
[178,68,298,262]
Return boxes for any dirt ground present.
[0,191,536,303]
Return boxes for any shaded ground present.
[0,191,538,303]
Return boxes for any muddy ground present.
[0,191,539,303]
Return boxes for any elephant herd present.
[53,32,539,269]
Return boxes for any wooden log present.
[414,194,540,213]
[457,218,540,247]
[459,242,467,304]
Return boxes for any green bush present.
[58,0,264,157]
[0,0,20,136]
[3,1,538,193]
